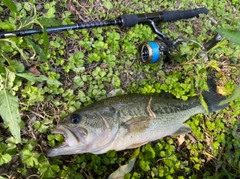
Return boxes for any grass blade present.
[216,29,240,45]
[0,89,21,143]
[219,84,240,106]
[24,37,47,62]
[43,26,49,57]
[17,73,62,86]
[2,0,18,14]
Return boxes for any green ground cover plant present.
[0,0,239,178]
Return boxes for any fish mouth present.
[47,125,88,157]
[52,125,87,147]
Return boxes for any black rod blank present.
[0,8,208,39]
[0,19,121,38]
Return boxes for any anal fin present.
[172,124,191,136]
[127,142,148,149]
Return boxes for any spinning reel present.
[138,21,222,65]
[138,20,171,64]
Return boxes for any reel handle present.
[203,34,222,51]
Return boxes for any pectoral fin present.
[121,116,151,134]
[172,124,191,136]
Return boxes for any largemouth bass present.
[47,80,228,157]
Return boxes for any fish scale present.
[110,97,205,151]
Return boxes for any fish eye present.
[71,113,81,124]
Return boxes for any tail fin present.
[202,77,229,113]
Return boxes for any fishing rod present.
[1,7,220,64]
[0,8,208,38]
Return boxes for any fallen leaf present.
[66,0,85,22]
[108,158,136,179]
[29,65,41,76]
[107,89,125,97]
[204,135,211,146]
[100,63,109,68]
[108,148,140,179]
[177,134,185,146]
[188,134,196,143]
[216,85,228,96]
[66,0,76,13]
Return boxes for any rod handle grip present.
[119,14,139,28]
[162,8,208,22]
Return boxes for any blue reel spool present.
[139,41,162,64]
